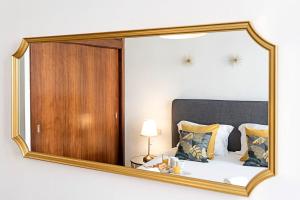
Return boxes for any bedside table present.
[130,155,145,168]
[130,155,158,168]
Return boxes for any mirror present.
[12,22,276,196]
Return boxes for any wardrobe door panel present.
[30,41,121,164]
[30,43,66,156]
[71,44,120,164]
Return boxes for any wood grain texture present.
[30,43,66,156]
[30,41,122,164]
[63,39,123,49]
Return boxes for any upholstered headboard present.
[172,99,268,151]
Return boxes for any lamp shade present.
[141,120,158,137]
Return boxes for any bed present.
[138,99,268,186]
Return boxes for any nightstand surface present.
[130,155,145,168]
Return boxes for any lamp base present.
[143,154,155,163]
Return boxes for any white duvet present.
[138,152,266,186]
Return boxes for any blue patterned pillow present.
[243,135,268,167]
[175,130,212,162]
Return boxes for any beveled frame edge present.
[12,39,30,156]
[11,21,276,197]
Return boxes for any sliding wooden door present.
[30,42,66,157]
[30,40,123,165]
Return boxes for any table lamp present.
[141,119,158,162]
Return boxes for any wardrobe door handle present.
[36,124,41,134]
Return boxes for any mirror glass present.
[18,29,269,187]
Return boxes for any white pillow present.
[177,121,234,156]
[214,124,234,156]
[237,123,268,156]
[163,147,178,157]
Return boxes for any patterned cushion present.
[175,130,212,162]
[243,135,268,167]
[179,122,220,159]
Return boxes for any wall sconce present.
[183,55,193,65]
[228,55,241,65]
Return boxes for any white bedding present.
[138,152,266,186]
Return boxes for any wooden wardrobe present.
[29,39,124,165]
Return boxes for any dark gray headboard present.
[172,99,268,151]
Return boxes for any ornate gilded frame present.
[12,21,276,196]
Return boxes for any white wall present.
[1,0,299,199]
[125,31,268,164]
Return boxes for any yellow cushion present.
[240,127,269,161]
[180,122,220,159]
[245,127,268,137]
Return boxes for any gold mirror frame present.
[12,21,276,196]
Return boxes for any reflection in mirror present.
[19,39,124,165]
[19,47,31,151]
[125,30,269,186]
[18,29,269,187]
